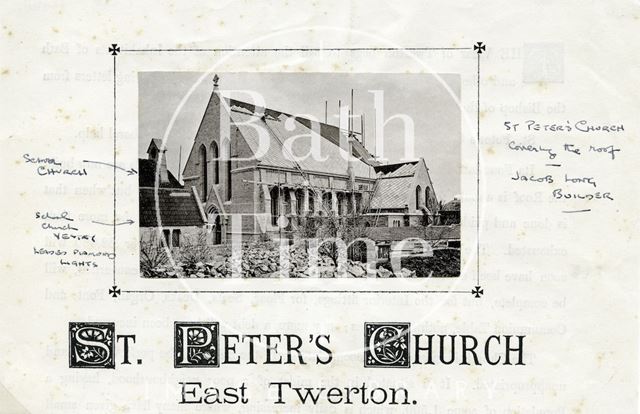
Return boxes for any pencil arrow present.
[83,160,138,175]
[92,219,135,226]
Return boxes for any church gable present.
[182,90,224,182]
[182,76,377,186]
[411,158,438,213]
[369,158,438,213]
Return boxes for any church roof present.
[369,176,414,209]
[369,160,421,209]
[373,160,419,177]
[146,138,163,154]
[138,159,182,188]
[139,188,205,228]
[228,99,376,165]
[229,104,373,178]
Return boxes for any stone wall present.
[142,242,417,279]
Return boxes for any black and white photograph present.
[137,73,461,279]
[3,1,639,412]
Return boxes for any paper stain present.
[572,398,585,413]
[56,108,71,121]
[536,81,549,92]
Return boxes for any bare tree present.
[297,212,370,266]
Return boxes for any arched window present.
[308,191,315,215]
[415,185,422,210]
[425,187,431,209]
[207,207,222,245]
[322,192,332,213]
[226,141,232,200]
[270,186,280,226]
[198,144,207,201]
[337,192,345,216]
[295,189,305,216]
[211,142,219,184]
[283,189,292,215]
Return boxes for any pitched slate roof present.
[138,159,182,188]
[227,98,377,164]
[367,225,460,242]
[139,188,205,227]
[369,176,414,209]
[229,106,373,177]
[369,161,420,209]
[374,161,419,177]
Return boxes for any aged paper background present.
[1,0,639,412]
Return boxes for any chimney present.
[159,148,169,184]
[147,139,169,184]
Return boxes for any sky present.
[138,72,461,202]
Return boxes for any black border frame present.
[68,321,116,369]
[107,44,485,298]
[364,322,412,369]
[173,321,220,368]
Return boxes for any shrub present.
[381,248,460,277]
[139,231,169,277]
[178,230,213,267]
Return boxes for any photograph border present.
[106,43,485,299]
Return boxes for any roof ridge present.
[228,97,359,135]
[377,174,415,179]
[375,160,420,167]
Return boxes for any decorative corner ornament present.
[472,286,484,298]
[109,285,121,298]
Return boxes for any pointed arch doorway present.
[207,206,222,245]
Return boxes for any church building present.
[158,75,440,245]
